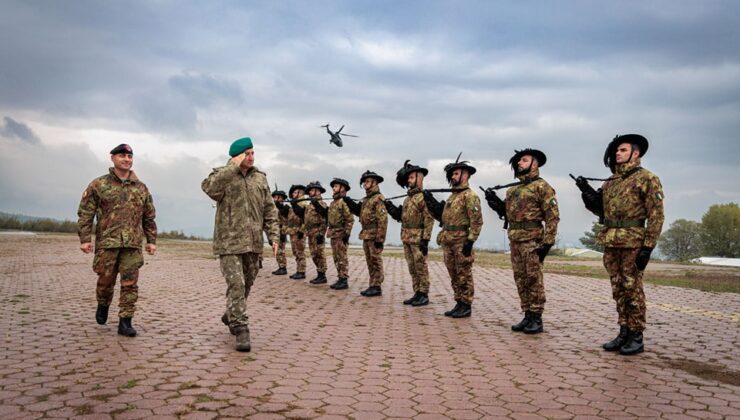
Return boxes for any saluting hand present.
[230,152,246,167]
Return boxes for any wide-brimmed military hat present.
[603,134,649,172]
[289,184,306,196]
[306,181,326,194]
[444,152,477,182]
[110,143,133,155]
[395,160,429,188]
[509,148,547,171]
[271,184,287,199]
[359,170,384,185]
[330,177,351,191]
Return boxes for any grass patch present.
[74,404,94,415]
[120,379,138,389]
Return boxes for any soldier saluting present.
[484,149,559,334]
[424,154,483,318]
[385,160,435,306]
[577,134,664,355]
[326,178,355,290]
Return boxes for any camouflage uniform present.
[505,168,560,314]
[401,188,435,294]
[77,168,157,318]
[359,185,388,286]
[304,199,328,274]
[275,205,288,269]
[286,200,308,272]
[597,157,664,332]
[439,181,483,304]
[327,195,355,278]
[201,162,279,329]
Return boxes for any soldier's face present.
[451,169,468,185]
[242,149,255,169]
[273,195,284,204]
[111,153,133,171]
[615,143,638,164]
[332,184,345,195]
[408,172,423,188]
[292,189,304,199]
[518,155,535,172]
[308,188,321,197]
[363,178,375,190]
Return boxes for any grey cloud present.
[0,116,41,145]
[168,73,244,107]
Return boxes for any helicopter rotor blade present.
[341,134,359,138]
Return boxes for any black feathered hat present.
[509,148,547,172]
[395,160,429,188]
[271,183,287,199]
[359,170,384,185]
[330,177,351,192]
[444,152,477,183]
[603,134,649,173]
[305,181,326,194]
[289,184,306,196]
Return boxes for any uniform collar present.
[516,168,539,182]
[616,158,641,175]
[365,185,380,197]
[109,167,138,183]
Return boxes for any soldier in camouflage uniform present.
[579,134,664,355]
[326,178,355,290]
[77,143,157,337]
[303,181,329,284]
[484,149,559,334]
[424,154,483,318]
[202,137,279,352]
[344,171,388,297]
[287,185,308,279]
[271,186,289,276]
[385,160,435,306]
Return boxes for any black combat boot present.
[363,286,382,297]
[523,312,543,334]
[330,277,347,289]
[511,311,531,332]
[411,293,429,307]
[619,330,644,355]
[445,301,462,317]
[117,317,137,337]
[310,272,327,284]
[234,326,251,352]
[221,313,236,335]
[272,267,288,275]
[290,272,306,280]
[95,304,109,325]
[451,302,472,318]
[602,325,629,352]
[403,292,421,305]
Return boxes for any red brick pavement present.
[1,234,738,419]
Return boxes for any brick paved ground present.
[1,234,738,419]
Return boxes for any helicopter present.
[321,123,358,147]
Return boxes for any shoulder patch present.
[550,198,557,206]
[655,192,664,201]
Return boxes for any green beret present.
[229,137,253,157]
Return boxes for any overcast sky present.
[1,0,739,249]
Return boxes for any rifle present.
[479,186,508,228]
[569,174,605,223]
[288,197,326,203]
[385,188,466,201]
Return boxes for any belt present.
[444,225,469,232]
[402,223,424,229]
[509,221,542,230]
[363,223,378,229]
[604,219,645,228]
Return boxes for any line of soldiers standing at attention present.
[78,134,664,356]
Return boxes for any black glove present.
[277,202,290,217]
[635,246,653,271]
[534,243,553,263]
[342,234,350,245]
[484,188,507,220]
[374,241,384,250]
[384,200,402,222]
[268,239,273,246]
[279,234,287,244]
[343,196,361,216]
[291,201,305,218]
[316,235,324,245]
[581,189,604,217]
[462,240,474,257]
[419,239,429,256]
[297,231,304,240]
[574,176,594,194]
[423,190,444,221]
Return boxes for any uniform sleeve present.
[540,183,560,245]
[421,198,434,241]
[466,192,484,241]
[643,174,665,248]
[201,163,239,202]
[77,181,99,243]
[142,188,157,244]
[342,201,354,234]
[375,195,388,243]
[262,181,280,243]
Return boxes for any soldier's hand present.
[279,234,287,244]
[462,240,474,257]
[419,239,429,257]
[316,235,325,245]
[534,243,552,263]
[80,242,93,254]
[635,246,653,271]
[145,243,157,255]
[373,241,384,250]
[272,241,279,257]
[297,232,304,240]
[230,152,246,167]
[483,188,498,202]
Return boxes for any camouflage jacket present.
[327,195,354,239]
[77,168,157,249]
[275,201,288,235]
[400,188,435,245]
[359,185,388,242]
[285,198,308,235]
[201,163,279,255]
[303,198,328,237]
[505,169,560,244]
[439,181,483,245]
[597,158,665,248]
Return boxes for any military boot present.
[602,325,629,352]
[309,272,327,284]
[331,277,349,290]
[511,311,531,332]
[523,312,543,334]
[411,293,429,307]
[451,302,472,318]
[363,286,382,297]
[234,326,251,352]
[290,272,306,280]
[403,292,421,305]
[619,330,644,355]
[272,267,288,275]
[95,304,109,325]
[117,317,137,337]
[221,313,236,335]
[444,301,462,317]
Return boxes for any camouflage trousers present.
[220,253,260,328]
[603,247,646,332]
[363,240,384,286]
[403,243,429,293]
[442,241,475,304]
[307,234,327,273]
[510,240,546,313]
[93,247,143,318]
[289,233,306,272]
[276,238,287,268]
[330,237,349,278]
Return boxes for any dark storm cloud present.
[0,116,41,145]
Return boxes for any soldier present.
[423,154,483,318]
[271,186,289,276]
[385,160,435,306]
[302,181,329,284]
[77,143,157,337]
[579,134,664,355]
[484,149,559,334]
[344,171,388,297]
[286,184,308,279]
[326,178,355,290]
[202,137,279,352]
